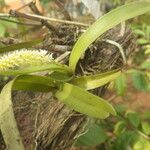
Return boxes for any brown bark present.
[0,25,136,150]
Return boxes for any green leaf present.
[114,121,126,135]
[0,80,25,150]
[0,17,18,29]
[133,136,150,150]
[140,61,150,69]
[145,46,150,55]
[142,121,150,135]
[0,24,6,37]
[114,104,127,115]
[13,75,56,92]
[131,70,149,91]
[49,71,73,82]
[143,110,150,120]
[125,111,140,128]
[137,38,149,45]
[55,83,116,119]
[70,70,121,90]
[113,131,138,150]
[76,124,108,147]
[115,73,126,96]
[0,39,43,54]
[69,1,150,71]
[0,63,72,76]
[139,13,150,25]
[133,29,145,36]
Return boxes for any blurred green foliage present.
[76,105,150,150]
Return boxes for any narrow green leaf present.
[0,63,72,76]
[115,73,126,96]
[0,39,43,53]
[69,1,150,71]
[0,80,25,150]
[55,83,116,119]
[70,70,121,90]
[13,75,56,92]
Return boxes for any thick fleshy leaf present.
[13,75,56,92]
[0,80,25,150]
[69,1,150,71]
[55,83,116,119]
[70,70,121,90]
[0,63,72,76]
[0,39,42,53]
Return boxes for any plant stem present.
[0,11,89,27]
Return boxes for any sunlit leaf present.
[0,80,25,150]
[55,83,116,119]
[0,63,72,76]
[70,70,121,90]
[0,39,43,54]
[69,1,150,71]
[13,75,56,92]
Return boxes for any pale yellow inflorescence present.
[0,49,53,72]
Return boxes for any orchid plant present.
[0,1,150,149]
